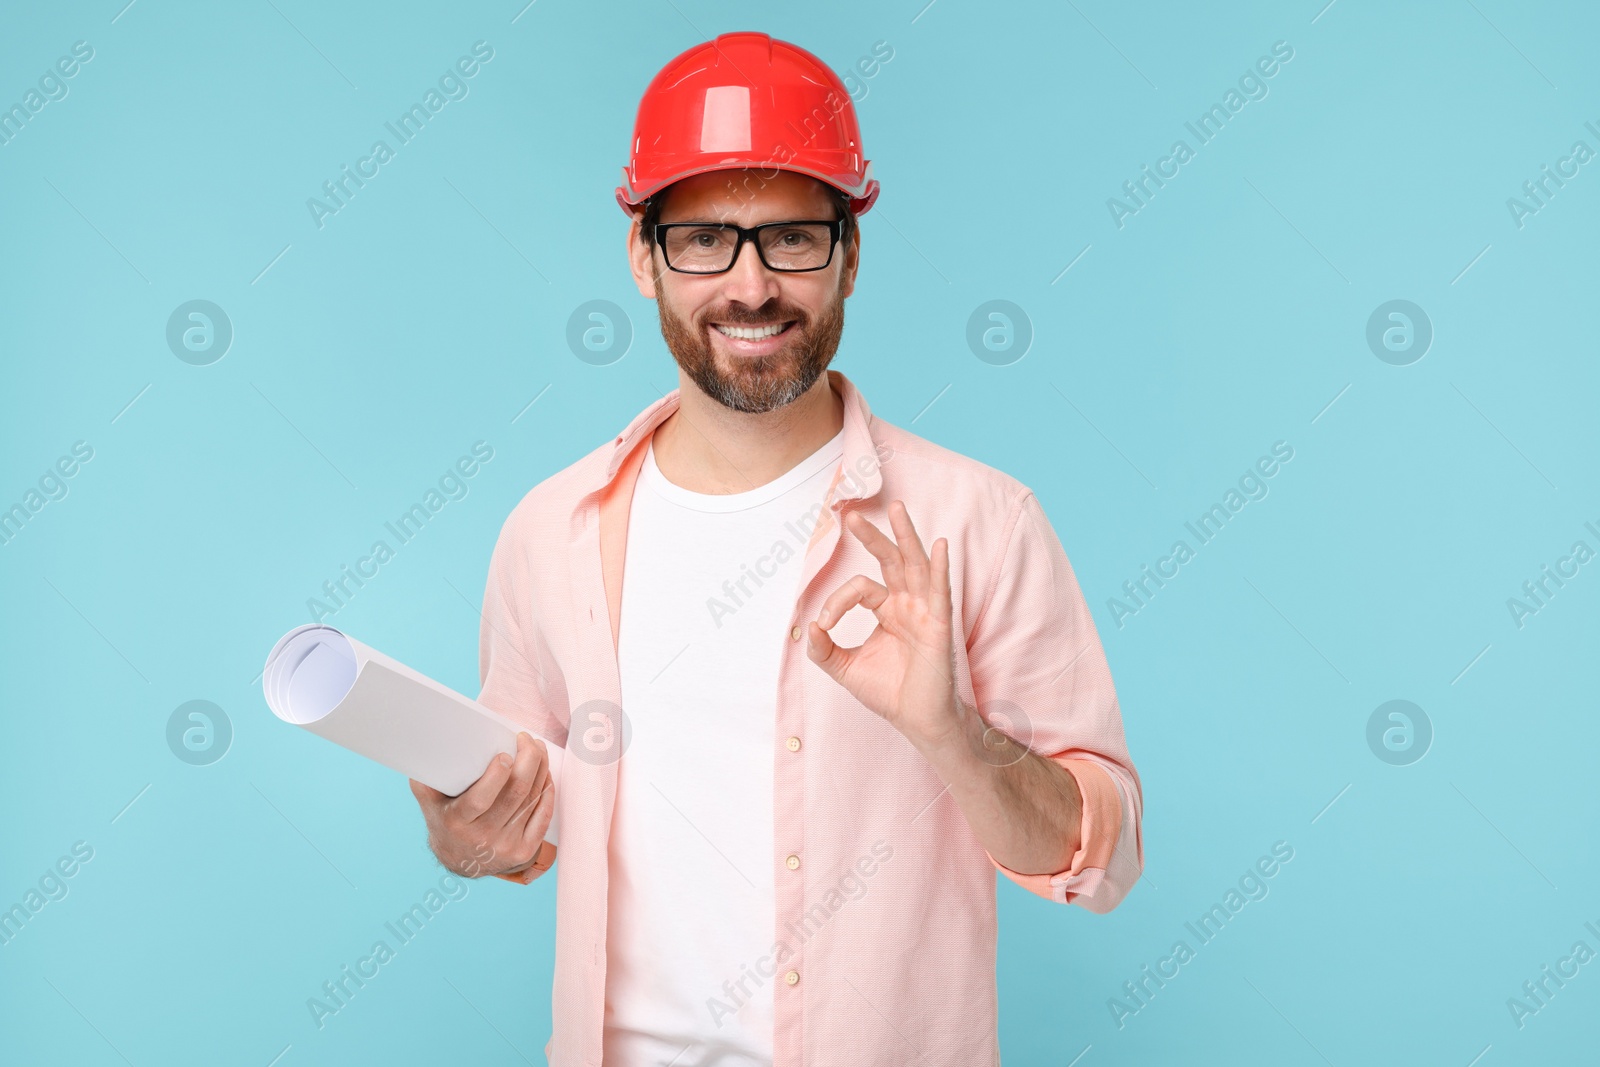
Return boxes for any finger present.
[479,733,538,828]
[502,763,554,880]
[505,757,551,830]
[516,765,556,846]
[931,536,952,618]
[453,745,515,822]
[806,617,858,681]
[844,509,906,592]
[816,574,888,630]
[513,735,551,807]
[501,785,541,848]
[886,500,929,595]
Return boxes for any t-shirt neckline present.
[641,426,845,514]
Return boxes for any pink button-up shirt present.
[476,368,1144,1066]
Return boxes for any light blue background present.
[3,1,1597,1064]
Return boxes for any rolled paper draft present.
[261,623,560,845]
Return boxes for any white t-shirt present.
[602,427,845,1067]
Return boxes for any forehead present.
[657,169,835,224]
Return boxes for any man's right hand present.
[409,731,554,879]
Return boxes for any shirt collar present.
[596,367,884,507]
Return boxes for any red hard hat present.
[616,32,879,218]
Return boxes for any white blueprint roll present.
[261,623,560,845]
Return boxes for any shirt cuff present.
[987,756,1123,906]
[490,839,556,885]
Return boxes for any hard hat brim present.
[615,160,878,219]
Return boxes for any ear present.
[838,225,861,300]
[626,211,659,300]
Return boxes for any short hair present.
[636,175,858,254]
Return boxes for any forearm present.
[905,697,1083,875]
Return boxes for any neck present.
[651,369,844,495]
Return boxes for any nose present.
[719,235,783,310]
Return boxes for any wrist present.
[910,697,1029,779]
[903,696,979,760]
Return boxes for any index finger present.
[480,733,542,827]
[845,509,907,591]
[453,748,515,822]
[886,499,930,593]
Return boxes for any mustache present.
[699,302,807,327]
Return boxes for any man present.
[410,31,1143,1067]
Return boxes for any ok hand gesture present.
[805,499,961,748]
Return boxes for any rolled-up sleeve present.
[965,490,1144,912]
[477,510,563,743]
[476,509,565,886]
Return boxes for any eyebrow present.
[656,218,829,226]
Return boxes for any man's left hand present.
[806,498,962,749]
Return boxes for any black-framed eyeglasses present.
[654,219,842,274]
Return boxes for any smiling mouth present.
[711,321,796,341]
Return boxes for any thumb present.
[806,619,852,682]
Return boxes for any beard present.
[656,285,845,414]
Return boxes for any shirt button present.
[786,854,800,870]
[785,970,800,986]
[790,625,802,641]
[785,736,801,752]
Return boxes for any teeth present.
[715,322,787,340]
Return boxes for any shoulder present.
[490,436,613,550]
[868,415,1035,523]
